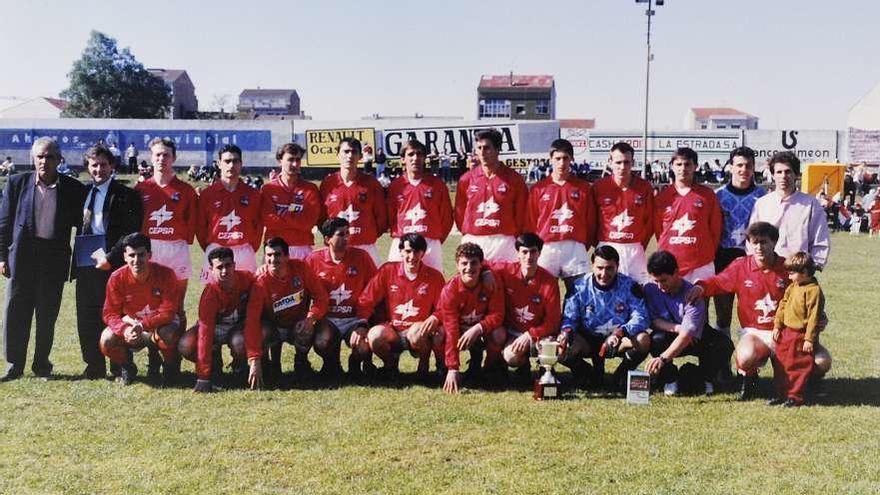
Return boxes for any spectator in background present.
[187,165,199,181]
[375,147,387,177]
[0,156,14,176]
[362,144,374,175]
[108,141,122,168]
[440,153,452,183]
[126,143,138,174]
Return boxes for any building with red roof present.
[477,74,555,120]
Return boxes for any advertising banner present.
[381,124,520,157]
[0,128,272,152]
[848,128,880,164]
[744,130,838,166]
[305,127,376,165]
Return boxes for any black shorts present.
[714,247,745,273]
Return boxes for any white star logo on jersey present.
[329,284,353,306]
[476,197,500,218]
[515,305,534,323]
[395,299,420,320]
[550,203,574,224]
[149,204,173,227]
[218,210,242,232]
[461,309,482,326]
[339,204,360,223]
[671,213,696,236]
[730,225,748,246]
[610,209,634,232]
[754,293,777,318]
[135,305,156,319]
[404,203,427,225]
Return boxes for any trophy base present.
[534,381,559,400]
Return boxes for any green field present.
[0,215,879,494]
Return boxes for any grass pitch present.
[0,209,878,494]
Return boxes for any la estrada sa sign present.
[305,127,375,165]
[382,124,520,157]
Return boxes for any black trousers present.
[649,326,734,384]
[2,241,67,372]
[75,266,112,370]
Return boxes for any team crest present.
[390,284,399,293]
[570,190,580,200]
[142,194,151,202]
[743,280,755,288]
[327,194,338,203]
[358,191,368,203]
[541,193,550,202]
[478,293,488,302]
[396,194,405,202]
[417,284,428,296]
[585,304,594,315]
[152,287,162,296]
[271,195,279,202]
[171,192,181,202]
[615,302,626,313]
[424,189,433,199]
[347,266,358,277]
[291,276,302,288]
[468,185,479,194]
[294,191,304,202]
[240,195,250,206]
[214,201,222,209]
[776,279,786,289]
[602,197,612,206]
[497,184,507,194]
[531,294,541,304]
[694,198,704,208]
[634,195,644,205]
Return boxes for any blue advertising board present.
[0,128,272,152]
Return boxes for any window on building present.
[479,99,511,118]
[730,124,740,129]
[515,104,526,115]
[717,124,726,129]
[535,100,550,115]
[700,123,708,129]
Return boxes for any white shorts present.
[201,243,257,282]
[150,239,192,281]
[288,245,313,261]
[538,240,589,278]
[388,237,443,271]
[597,241,649,284]
[737,327,775,367]
[682,261,715,284]
[461,234,517,263]
[353,243,381,267]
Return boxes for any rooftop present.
[691,107,757,119]
[479,74,554,89]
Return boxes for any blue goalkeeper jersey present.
[716,183,766,249]
[561,273,649,337]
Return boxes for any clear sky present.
[2,0,878,130]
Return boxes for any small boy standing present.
[770,252,825,407]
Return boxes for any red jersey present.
[593,175,654,245]
[103,262,180,336]
[135,177,198,242]
[260,176,322,246]
[244,259,329,360]
[455,165,528,236]
[437,275,505,370]
[654,184,722,275]
[387,175,454,241]
[197,181,262,251]
[357,262,445,332]
[319,171,388,245]
[490,261,561,341]
[527,176,596,245]
[195,270,254,380]
[697,255,788,331]
[305,247,377,320]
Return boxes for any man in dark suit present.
[74,145,143,379]
[0,137,87,380]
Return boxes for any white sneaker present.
[704,381,715,396]
[663,381,679,396]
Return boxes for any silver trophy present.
[534,338,561,400]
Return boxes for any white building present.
[685,107,758,130]
[0,97,67,119]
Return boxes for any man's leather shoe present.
[1,367,23,382]
[83,364,107,380]
[32,361,54,378]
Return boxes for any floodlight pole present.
[637,0,662,179]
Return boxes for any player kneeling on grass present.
[489,233,561,383]
[439,243,505,393]
[178,247,254,392]
[557,245,650,390]
[305,217,378,379]
[243,237,329,389]
[100,233,182,386]
[642,251,734,396]
[357,234,446,381]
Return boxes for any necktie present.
[83,185,98,235]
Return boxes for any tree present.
[61,31,171,118]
